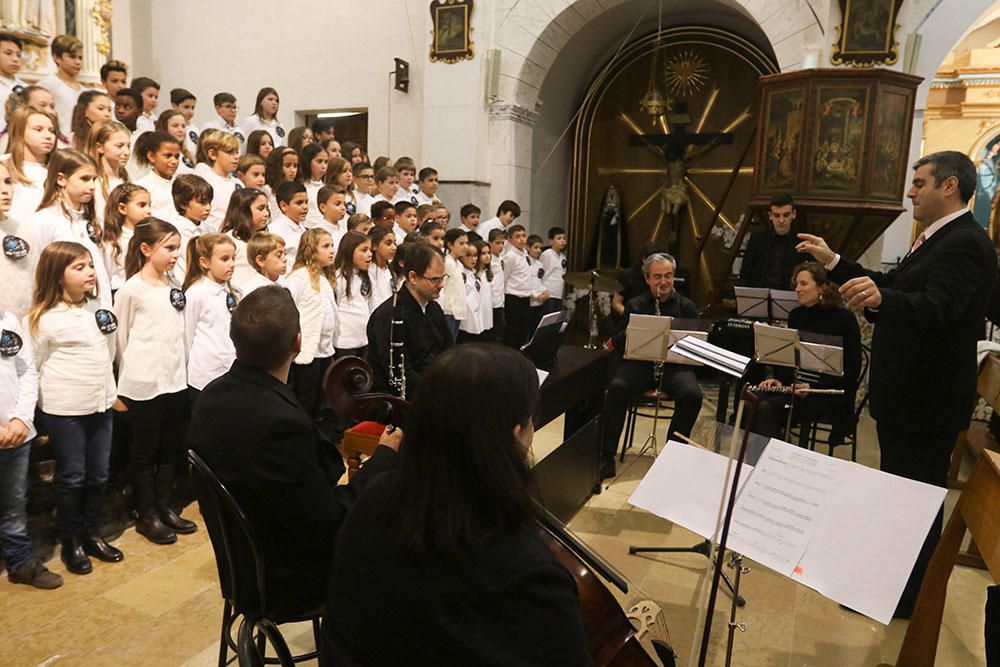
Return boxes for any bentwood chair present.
[237,618,296,667]
[188,450,322,666]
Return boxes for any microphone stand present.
[584,270,599,350]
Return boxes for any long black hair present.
[382,344,540,554]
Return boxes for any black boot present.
[133,469,177,545]
[82,528,124,562]
[155,466,197,534]
[60,535,93,575]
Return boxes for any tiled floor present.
[0,394,991,666]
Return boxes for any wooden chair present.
[893,450,1000,666]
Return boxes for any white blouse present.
[459,267,485,335]
[286,267,337,363]
[135,171,176,220]
[441,253,468,320]
[238,114,286,150]
[184,277,237,390]
[0,311,37,440]
[334,272,371,350]
[9,161,48,222]
[194,162,238,234]
[368,264,394,311]
[26,300,116,416]
[103,224,133,293]
[114,274,187,400]
[0,215,39,318]
[34,205,112,309]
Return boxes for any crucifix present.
[629,102,735,249]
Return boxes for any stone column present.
[75,0,111,84]
[488,102,537,227]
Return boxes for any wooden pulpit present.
[894,450,1000,666]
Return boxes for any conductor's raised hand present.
[796,233,835,265]
[378,424,404,451]
[840,276,881,311]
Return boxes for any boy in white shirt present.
[394,201,418,244]
[502,224,547,349]
[316,185,348,250]
[0,34,27,115]
[99,60,128,101]
[487,228,507,343]
[0,310,59,589]
[458,203,480,235]
[526,234,547,335]
[37,35,86,127]
[131,76,160,135]
[414,167,440,206]
[393,157,418,204]
[171,174,213,278]
[269,181,310,271]
[241,232,288,293]
[134,132,181,219]
[370,166,401,206]
[539,226,567,315]
[202,92,244,145]
[113,88,141,132]
[236,154,266,190]
[352,162,375,215]
[192,129,240,233]
[171,88,200,154]
[478,199,521,240]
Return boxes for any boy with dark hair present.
[414,166,439,205]
[270,181,309,270]
[488,228,507,343]
[394,200,418,244]
[202,92,243,144]
[393,156,418,203]
[478,199,521,238]
[540,226,567,315]
[459,204,481,234]
[114,88,142,131]
[38,35,84,124]
[0,34,25,112]
[131,76,161,134]
[99,60,128,100]
[371,166,401,205]
[502,224,548,348]
[170,88,199,153]
[526,234,548,332]
[311,119,335,145]
[370,200,395,230]
[171,173,214,276]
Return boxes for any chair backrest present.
[237,618,296,667]
[188,449,270,617]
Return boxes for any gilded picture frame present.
[430,0,474,64]
[831,0,904,68]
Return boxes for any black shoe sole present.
[136,528,177,545]
[83,545,124,562]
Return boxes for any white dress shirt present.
[334,272,371,349]
[238,114,285,150]
[459,267,485,335]
[0,215,38,318]
[441,253,468,319]
[304,179,325,229]
[202,117,244,145]
[0,74,27,119]
[489,254,505,308]
[194,162,238,234]
[0,310,37,439]
[540,248,566,299]
[184,277,237,390]
[26,300,115,416]
[368,264,394,310]
[478,216,503,239]
[34,205,112,308]
[135,171,176,220]
[36,74,86,131]
[269,213,306,273]
[114,274,187,400]
[502,245,537,298]
[134,112,155,136]
[9,161,47,222]
[240,271,286,295]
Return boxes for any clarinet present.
[387,281,406,400]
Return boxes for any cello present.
[324,357,674,667]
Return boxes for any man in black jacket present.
[798,150,998,618]
[739,193,810,289]
[366,244,452,397]
[188,286,400,618]
[600,253,703,478]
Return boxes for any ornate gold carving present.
[91,0,112,58]
[663,51,709,97]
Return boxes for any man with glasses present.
[366,243,452,395]
[353,162,376,216]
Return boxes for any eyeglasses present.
[358,174,375,180]
[420,274,445,285]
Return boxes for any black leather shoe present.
[136,509,177,545]
[82,530,124,562]
[61,536,93,575]
[159,508,197,534]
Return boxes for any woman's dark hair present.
[471,238,492,282]
[296,142,327,182]
[253,86,279,119]
[245,129,273,157]
[333,230,372,299]
[264,146,296,189]
[221,187,267,241]
[791,261,843,307]
[125,217,179,278]
[383,344,539,553]
[443,227,468,254]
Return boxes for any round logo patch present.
[0,328,22,356]
[561,258,567,269]
[360,281,371,298]
[95,308,117,333]
[346,202,356,216]
[234,131,245,142]
[537,268,544,279]
[182,156,194,169]
[225,292,238,313]
[169,287,186,310]
[275,126,285,138]
[3,234,29,259]
[86,221,99,244]
[188,130,199,144]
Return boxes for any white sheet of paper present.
[670,337,750,377]
[629,442,750,540]
[536,368,549,386]
[728,439,844,576]
[791,463,946,624]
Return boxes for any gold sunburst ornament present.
[664,51,709,97]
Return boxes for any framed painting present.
[807,86,870,196]
[759,86,806,193]
[430,0,474,64]
[831,0,904,67]
[869,87,913,200]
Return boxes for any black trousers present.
[601,361,703,458]
[492,307,506,344]
[289,356,333,418]
[875,421,956,615]
[503,295,531,349]
[123,391,187,473]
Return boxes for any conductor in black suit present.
[798,151,998,618]
[188,286,400,618]
[739,193,811,289]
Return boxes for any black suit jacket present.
[188,361,397,617]
[366,284,452,395]
[830,212,997,434]
[739,226,811,288]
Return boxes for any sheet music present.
[727,439,843,576]
[670,337,751,377]
[666,319,711,366]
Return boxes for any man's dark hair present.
[460,203,480,218]
[310,118,334,135]
[230,286,300,370]
[116,88,142,107]
[371,200,394,220]
[913,151,977,203]
[404,242,442,277]
[0,33,23,50]
[547,226,565,239]
[394,200,416,216]
[213,92,236,106]
[383,344,539,553]
[496,199,521,217]
[487,228,507,243]
[276,180,307,205]
[99,59,126,81]
[417,166,437,181]
[170,88,196,105]
[131,76,160,93]
[769,193,794,209]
